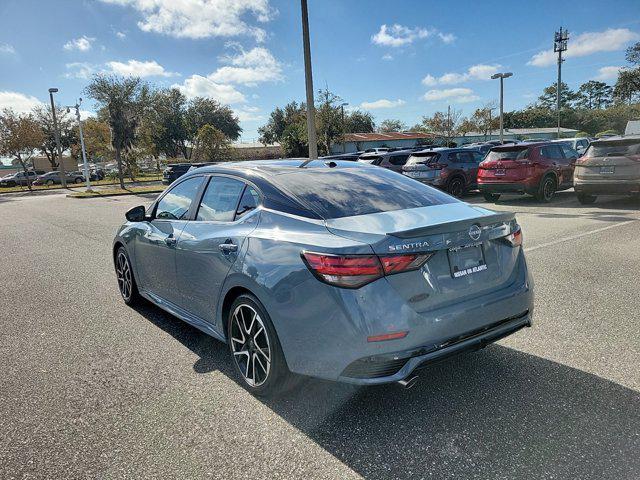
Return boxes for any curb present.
[66,189,163,199]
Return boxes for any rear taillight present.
[503,226,522,247]
[301,252,432,288]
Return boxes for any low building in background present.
[331,132,436,154]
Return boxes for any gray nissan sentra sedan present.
[113,160,534,396]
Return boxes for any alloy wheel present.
[543,178,555,201]
[449,178,464,197]
[116,251,132,301]
[230,304,272,387]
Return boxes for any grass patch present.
[0,174,162,194]
[67,185,164,198]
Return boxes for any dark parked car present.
[32,171,85,186]
[573,135,640,204]
[0,170,46,187]
[402,148,484,197]
[163,163,192,184]
[477,142,579,202]
[357,150,413,173]
[321,152,363,161]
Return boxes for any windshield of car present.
[405,152,440,165]
[485,146,529,161]
[270,167,458,219]
[584,139,640,157]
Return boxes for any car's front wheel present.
[483,192,500,202]
[115,247,141,305]
[227,294,295,397]
[46,179,54,186]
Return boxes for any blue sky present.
[0,0,639,142]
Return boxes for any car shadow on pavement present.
[133,300,640,479]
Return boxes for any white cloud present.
[371,24,429,47]
[0,43,15,55]
[528,28,640,67]
[382,53,394,61]
[63,36,95,52]
[210,47,283,85]
[422,88,480,103]
[116,31,126,39]
[172,75,246,104]
[0,91,43,113]
[106,59,179,77]
[235,106,263,122]
[99,0,274,41]
[593,65,626,81]
[64,62,97,79]
[422,64,502,86]
[360,98,406,109]
[438,32,456,44]
[371,24,454,47]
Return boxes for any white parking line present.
[524,220,637,253]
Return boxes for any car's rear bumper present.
[338,310,531,384]
[574,179,640,195]
[478,182,528,194]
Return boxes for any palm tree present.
[85,75,143,189]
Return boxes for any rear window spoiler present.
[388,211,516,239]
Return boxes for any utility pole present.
[68,98,92,191]
[48,88,67,188]
[554,27,568,139]
[491,72,513,144]
[340,102,348,153]
[299,0,318,167]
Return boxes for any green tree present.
[85,75,144,189]
[315,88,344,156]
[258,101,306,146]
[378,119,407,133]
[576,81,613,109]
[0,109,45,190]
[184,98,241,158]
[537,82,577,109]
[75,118,111,162]
[418,109,463,145]
[344,110,375,133]
[192,124,232,161]
[280,121,308,157]
[32,105,77,169]
[614,42,640,104]
[470,103,499,138]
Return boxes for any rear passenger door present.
[540,144,566,184]
[174,176,261,326]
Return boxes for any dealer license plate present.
[448,243,487,278]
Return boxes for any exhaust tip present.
[397,375,419,390]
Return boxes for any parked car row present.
[0,167,107,187]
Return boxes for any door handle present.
[164,235,177,246]
[219,242,238,253]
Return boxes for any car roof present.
[591,134,640,143]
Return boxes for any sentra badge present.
[388,241,430,252]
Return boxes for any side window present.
[197,176,245,222]
[155,177,203,220]
[448,152,459,163]
[472,152,484,163]
[235,186,261,219]
[389,154,409,166]
[559,144,577,159]
[460,152,474,163]
[541,145,563,159]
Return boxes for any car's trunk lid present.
[326,203,520,311]
[576,139,640,180]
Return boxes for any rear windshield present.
[406,152,440,165]
[270,167,457,219]
[486,147,529,161]
[585,139,640,157]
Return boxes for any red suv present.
[477,142,578,202]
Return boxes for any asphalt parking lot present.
[1,189,639,479]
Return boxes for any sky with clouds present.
[0,0,639,142]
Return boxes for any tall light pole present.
[48,88,67,188]
[67,98,92,191]
[340,102,348,153]
[554,27,569,139]
[299,0,318,167]
[491,72,513,144]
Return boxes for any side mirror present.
[125,205,146,222]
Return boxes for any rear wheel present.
[577,193,597,204]
[535,176,556,202]
[227,294,296,397]
[483,192,501,202]
[46,179,54,186]
[447,177,465,197]
[74,177,83,184]
[115,247,141,305]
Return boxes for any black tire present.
[227,293,297,397]
[535,175,556,202]
[483,192,501,202]
[115,246,141,306]
[74,177,83,184]
[447,176,466,197]
[46,179,54,186]
[577,193,597,204]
